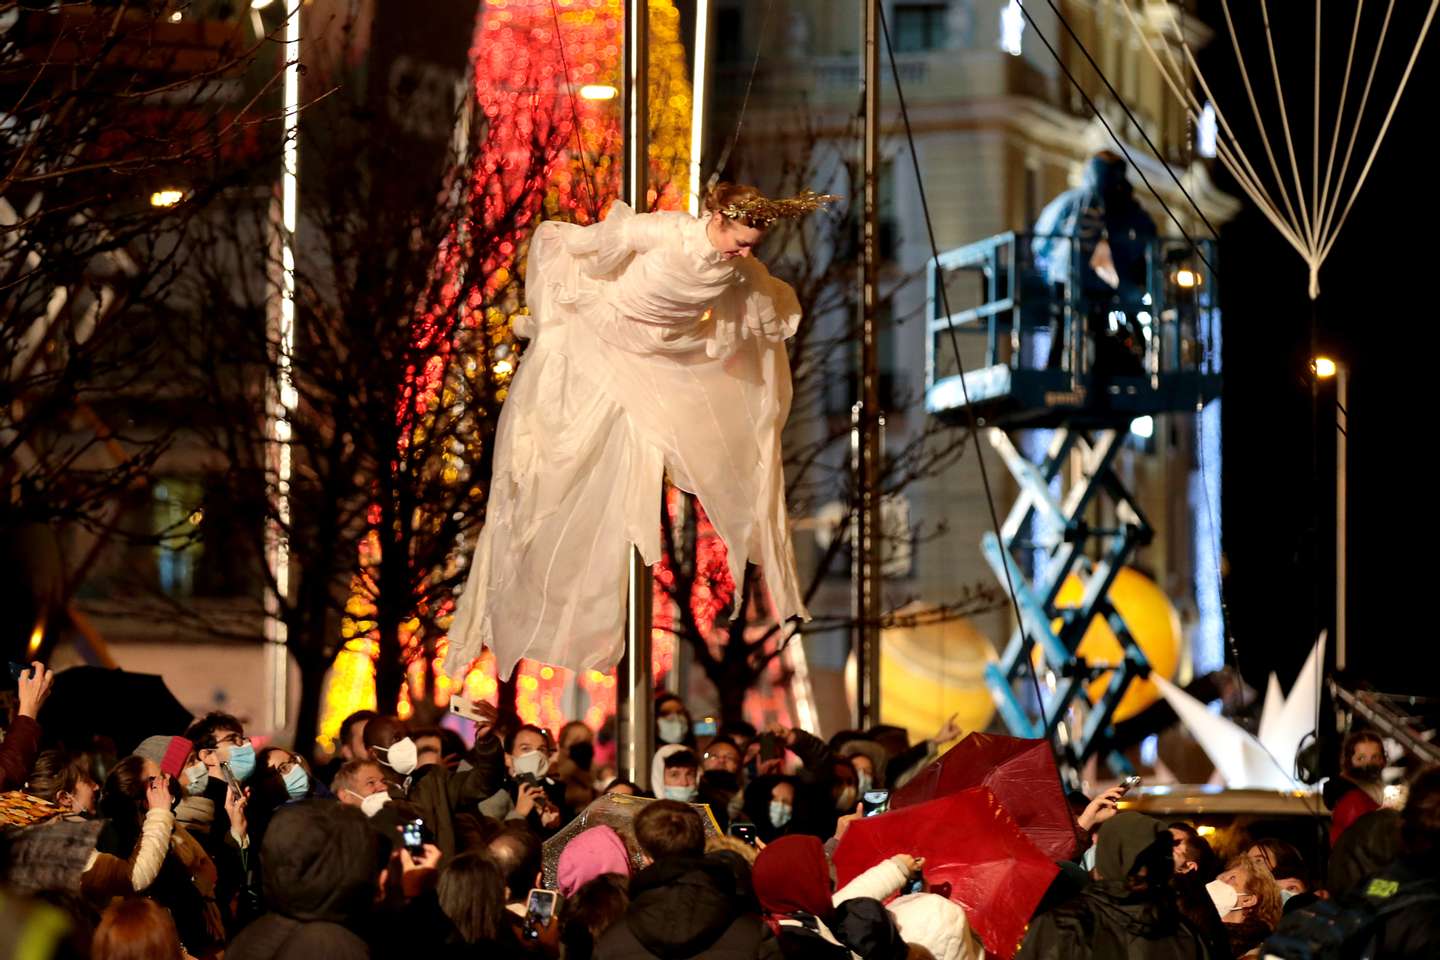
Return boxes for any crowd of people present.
[3,661,1438,960]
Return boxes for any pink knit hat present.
[556,825,631,897]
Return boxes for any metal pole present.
[853,0,883,730]
[616,0,655,789]
[1335,363,1348,671]
[263,0,302,736]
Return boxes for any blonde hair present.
[1225,856,1284,929]
[705,834,759,865]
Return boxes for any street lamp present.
[1313,356,1338,379]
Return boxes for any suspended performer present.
[444,184,835,681]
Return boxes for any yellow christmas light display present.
[318,0,696,754]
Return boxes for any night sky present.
[1201,2,1437,695]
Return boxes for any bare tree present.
[1,2,288,658]
[178,7,582,749]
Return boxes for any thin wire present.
[548,0,603,223]
[877,7,1085,825]
[704,0,776,193]
[1011,1,1215,279]
[1027,0,1223,246]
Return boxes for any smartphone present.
[218,760,241,798]
[8,662,32,681]
[449,693,490,723]
[693,716,718,737]
[524,888,559,939]
[1120,775,1142,793]
[861,789,891,817]
[729,822,758,846]
[758,733,783,762]
[400,818,426,856]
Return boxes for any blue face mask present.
[662,784,698,803]
[282,765,310,801]
[1278,889,1296,906]
[224,742,256,783]
[769,800,793,829]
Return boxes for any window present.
[894,3,949,53]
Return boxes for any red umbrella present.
[834,786,1057,959]
[892,732,1079,862]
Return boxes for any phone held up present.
[728,822,758,846]
[524,888,560,940]
[861,790,890,817]
[1120,775,1142,793]
[400,819,427,857]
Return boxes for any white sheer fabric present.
[445,203,810,680]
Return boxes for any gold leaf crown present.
[718,189,840,228]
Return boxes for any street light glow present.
[1313,357,1337,378]
[150,189,184,207]
[579,84,618,100]
[1174,267,1199,289]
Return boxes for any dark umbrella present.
[36,666,194,757]
[892,732,1080,862]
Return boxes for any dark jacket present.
[227,801,384,960]
[0,716,41,791]
[1017,880,1217,960]
[594,855,782,960]
[399,733,507,856]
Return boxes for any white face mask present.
[769,800,793,829]
[662,784,698,803]
[657,715,688,745]
[856,771,873,795]
[513,750,550,780]
[835,787,858,813]
[1206,879,1239,916]
[359,791,391,818]
[378,737,418,776]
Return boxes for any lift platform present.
[924,231,1220,775]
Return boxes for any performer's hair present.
[704,181,763,218]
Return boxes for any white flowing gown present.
[444,202,811,680]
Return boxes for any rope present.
[1010,1,1215,278]
[876,1,1084,821]
[1131,0,1440,299]
[547,0,603,223]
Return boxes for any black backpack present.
[1262,875,1440,960]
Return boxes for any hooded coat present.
[226,802,385,960]
[593,854,781,960]
[1017,813,1217,960]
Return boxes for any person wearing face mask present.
[1207,857,1282,958]
[481,724,570,836]
[363,713,508,858]
[740,775,801,844]
[184,713,257,859]
[1016,811,1216,960]
[654,694,696,750]
[336,759,393,817]
[23,749,100,817]
[1324,730,1388,845]
[552,720,600,813]
[650,745,701,804]
[698,737,744,830]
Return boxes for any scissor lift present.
[925,232,1220,776]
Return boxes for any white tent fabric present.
[1123,0,1439,299]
